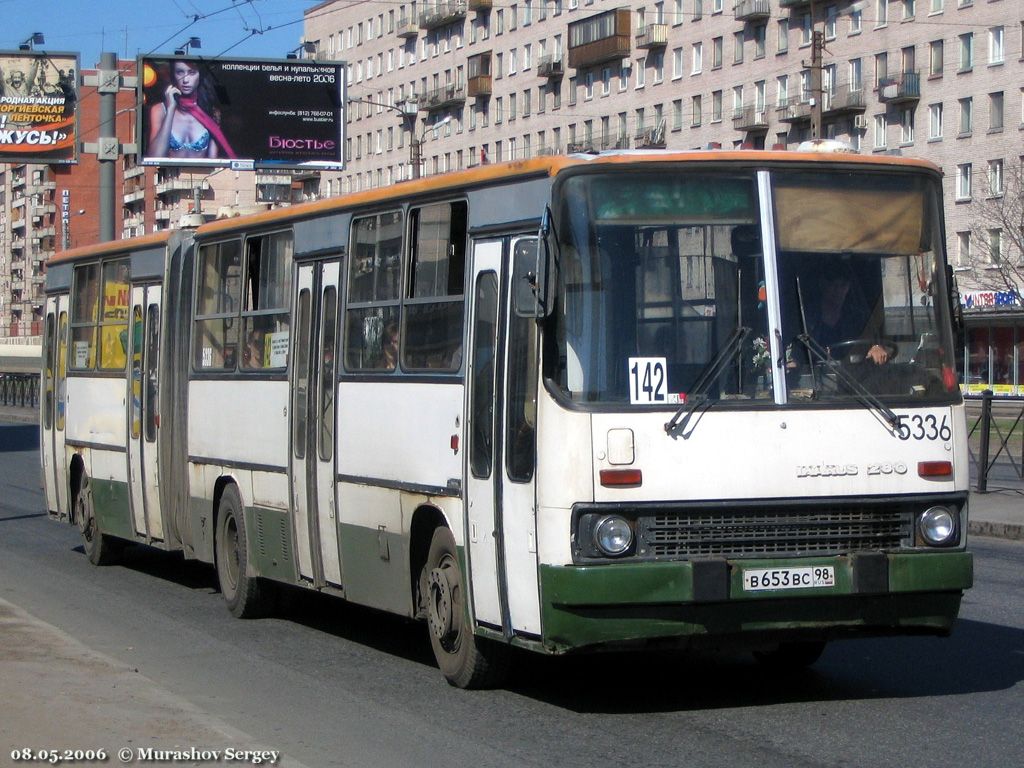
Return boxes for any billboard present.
[138,55,345,170]
[0,51,79,164]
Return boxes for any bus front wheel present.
[74,474,121,566]
[215,484,268,619]
[422,526,509,689]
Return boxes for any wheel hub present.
[427,566,454,642]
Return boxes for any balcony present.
[154,209,171,221]
[635,24,668,50]
[634,124,666,149]
[823,83,866,116]
[420,83,467,111]
[733,105,769,131]
[568,9,632,70]
[419,1,467,31]
[776,95,812,123]
[124,165,145,180]
[537,54,565,79]
[123,189,146,204]
[396,15,418,38]
[599,132,631,150]
[467,74,492,98]
[567,140,596,153]
[468,0,492,9]
[734,0,771,21]
[878,72,920,104]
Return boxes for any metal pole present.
[411,135,421,179]
[98,52,117,242]
[977,389,993,493]
[810,30,824,141]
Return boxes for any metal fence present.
[969,391,1024,492]
[0,373,39,409]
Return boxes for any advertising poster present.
[0,51,79,164]
[138,55,345,170]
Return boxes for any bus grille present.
[638,506,911,559]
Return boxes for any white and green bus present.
[42,149,973,688]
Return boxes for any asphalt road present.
[1,433,1022,768]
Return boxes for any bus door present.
[465,237,543,637]
[290,259,343,588]
[42,295,70,517]
[126,285,164,540]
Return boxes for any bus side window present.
[241,231,293,371]
[404,200,467,371]
[193,240,242,370]
[69,263,100,370]
[345,211,403,371]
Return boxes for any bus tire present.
[74,473,121,566]
[215,484,268,619]
[753,640,827,670]
[423,526,509,689]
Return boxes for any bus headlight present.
[919,506,957,546]
[594,515,633,556]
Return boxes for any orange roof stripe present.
[47,231,173,266]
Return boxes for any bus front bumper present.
[537,551,973,653]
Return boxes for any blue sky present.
[0,0,317,67]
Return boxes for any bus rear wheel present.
[215,484,269,619]
[423,526,509,689]
[74,474,121,566]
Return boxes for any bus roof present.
[45,149,942,261]
[47,230,174,268]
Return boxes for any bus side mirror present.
[512,236,552,318]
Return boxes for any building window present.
[956,163,972,200]
[712,89,722,122]
[672,98,683,130]
[929,40,943,76]
[990,92,1004,131]
[988,159,1004,196]
[673,47,684,78]
[928,103,943,139]
[849,8,862,34]
[902,0,915,21]
[957,231,970,267]
[825,5,838,39]
[777,19,789,53]
[712,37,723,69]
[734,31,744,64]
[988,27,1004,65]
[876,0,888,27]
[958,33,973,71]
[692,42,702,74]
[900,108,915,144]
[873,114,886,148]
[988,230,1002,263]
[958,97,973,135]
[754,24,766,59]
[691,94,702,126]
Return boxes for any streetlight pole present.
[412,115,452,180]
[346,96,419,179]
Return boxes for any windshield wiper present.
[797,332,902,433]
[665,326,751,434]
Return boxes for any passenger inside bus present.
[243,329,265,369]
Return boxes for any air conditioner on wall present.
[853,114,867,130]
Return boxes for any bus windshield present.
[549,168,960,407]
[774,170,960,405]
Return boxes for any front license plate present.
[743,566,836,592]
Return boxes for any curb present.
[969,520,1024,541]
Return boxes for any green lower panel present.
[339,523,410,616]
[245,506,296,583]
[539,552,973,652]
[90,478,135,541]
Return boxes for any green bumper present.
[538,551,973,652]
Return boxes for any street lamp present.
[411,115,451,180]
[18,32,44,51]
[174,37,202,56]
[347,96,422,178]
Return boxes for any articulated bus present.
[41,150,972,688]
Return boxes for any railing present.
[396,15,419,37]
[537,55,564,78]
[419,1,468,30]
[0,374,39,409]
[969,390,1024,492]
[733,0,771,21]
[732,105,769,131]
[635,24,668,49]
[878,72,921,103]
[420,83,467,110]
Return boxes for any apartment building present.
[304,0,1023,389]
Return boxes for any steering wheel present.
[827,339,898,364]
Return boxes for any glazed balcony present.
[568,9,632,70]
[468,74,492,98]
